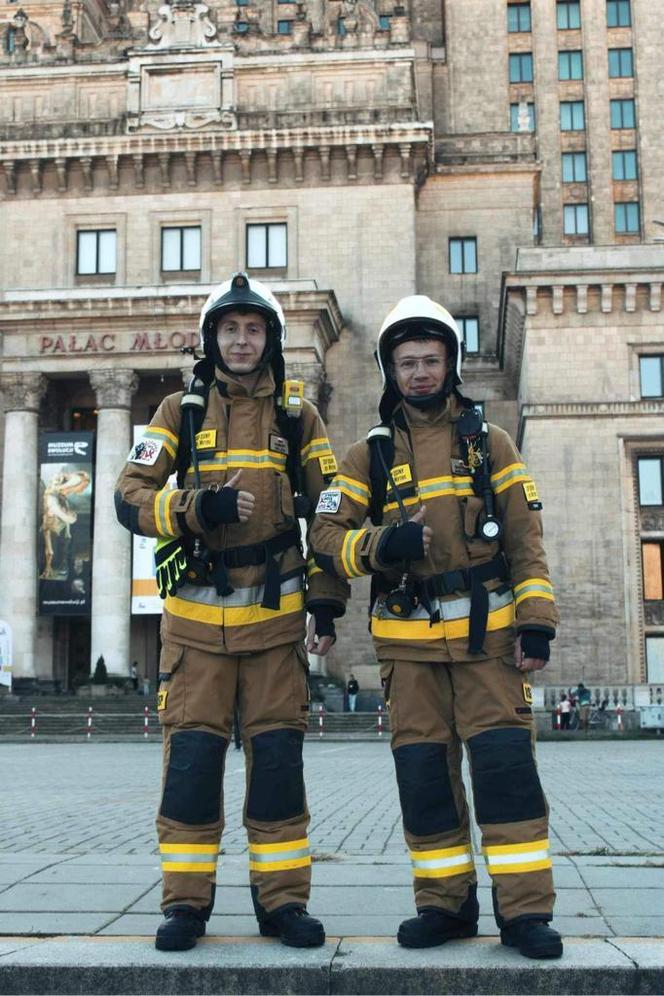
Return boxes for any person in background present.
[346,674,359,712]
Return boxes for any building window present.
[562,151,587,182]
[449,238,477,275]
[607,0,631,27]
[640,356,664,399]
[638,457,663,506]
[560,100,585,130]
[557,1,581,29]
[235,0,249,6]
[612,149,638,180]
[379,14,390,29]
[457,317,480,354]
[234,17,249,31]
[563,203,589,235]
[608,47,633,77]
[509,52,533,83]
[610,97,635,128]
[277,19,292,33]
[643,544,664,601]
[337,15,346,34]
[76,230,116,275]
[615,201,640,233]
[510,102,536,131]
[161,226,201,272]
[4,26,16,52]
[246,222,287,269]
[646,637,664,684]
[507,3,531,32]
[558,50,583,80]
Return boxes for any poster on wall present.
[38,432,94,615]
[0,620,12,690]
[131,426,176,615]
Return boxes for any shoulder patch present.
[319,454,338,476]
[316,489,342,514]
[128,438,163,466]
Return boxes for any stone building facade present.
[0,0,662,700]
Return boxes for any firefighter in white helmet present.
[115,273,347,952]
[311,294,562,959]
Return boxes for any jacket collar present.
[215,365,276,400]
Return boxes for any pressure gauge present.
[480,517,502,542]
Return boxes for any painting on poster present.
[38,432,95,616]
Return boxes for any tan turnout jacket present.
[310,395,558,663]
[115,367,347,655]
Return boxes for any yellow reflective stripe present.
[384,476,475,510]
[162,861,217,873]
[411,844,471,861]
[384,495,421,513]
[145,427,177,459]
[331,475,370,505]
[160,843,219,854]
[154,488,177,538]
[249,857,311,872]
[413,861,474,879]
[194,450,288,473]
[250,838,309,854]
[491,463,530,494]
[165,590,304,627]
[307,557,323,577]
[483,838,551,875]
[488,858,552,875]
[341,529,367,578]
[371,601,515,641]
[410,844,474,879]
[514,578,555,607]
[301,437,334,464]
[483,838,549,856]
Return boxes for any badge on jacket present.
[195,429,217,450]
[523,480,543,510]
[390,464,412,485]
[128,438,163,466]
[269,433,289,455]
[316,489,341,513]
[319,455,338,476]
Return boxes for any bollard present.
[86,706,93,740]
[30,707,36,738]
[318,704,324,738]
[144,705,149,739]
[616,704,623,732]
[377,704,383,737]
[556,704,561,730]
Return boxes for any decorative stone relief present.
[0,372,47,413]
[148,0,218,49]
[89,369,139,409]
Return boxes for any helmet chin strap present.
[404,389,447,410]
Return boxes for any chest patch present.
[128,438,163,466]
[269,433,289,455]
[316,489,342,514]
[319,454,338,476]
[451,458,468,476]
[390,464,413,486]
[195,429,217,451]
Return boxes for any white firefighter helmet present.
[376,294,464,387]
[198,272,287,356]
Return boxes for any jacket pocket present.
[380,661,394,708]
[294,642,310,712]
[157,643,185,726]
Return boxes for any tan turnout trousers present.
[381,655,555,927]
[156,640,311,919]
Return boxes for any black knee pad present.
[392,742,460,836]
[467,727,546,825]
[247,728,304,822]
[160,730,227,825]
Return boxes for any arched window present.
[4,27,16,53]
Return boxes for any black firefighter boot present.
[259,905,326,947]
[397,887,479,948]
[155,906,206,951]
[501,919,563,959]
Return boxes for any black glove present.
[520,630,551,662]
[201,487,240,527]
[378,522,425,564]
[312,605,336,642]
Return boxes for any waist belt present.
[376,553,508,655]
[204,528,301,610]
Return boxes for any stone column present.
[0,373,47,681]
[89,369,138,677]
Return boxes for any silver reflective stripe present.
[487,848,549,867]
[412,852,472,870]
[375,587,513,623]
[249,847,310,864]
[177,575,302,608]
[418,478,473,498]
[492,465,527,487]
[161,852,219,864]
[515,583,552,598]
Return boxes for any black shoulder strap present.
[275,401,304,494]
[176,379,211,489]
[367,426,394,526]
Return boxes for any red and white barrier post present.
[86,706,93,740]
[30,707,36,738]
[377,704,383,737]
[318,704,324,738]
[143,705,149,739]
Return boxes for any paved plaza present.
[1,740,664,993]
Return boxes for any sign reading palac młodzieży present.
[38,432,95,616]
